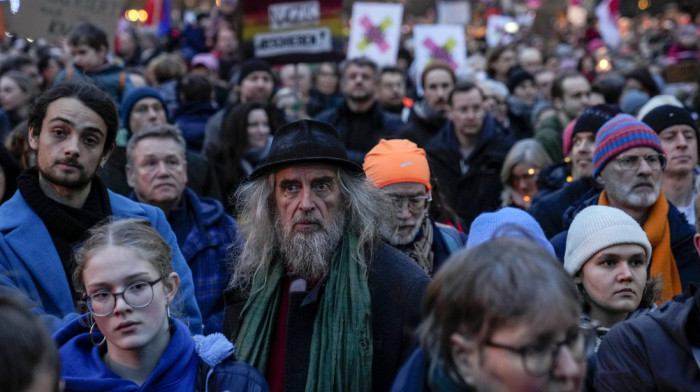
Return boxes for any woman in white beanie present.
[565,205,659,341]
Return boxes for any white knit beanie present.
[564,205,652,276]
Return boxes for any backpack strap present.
[66,66,73,81]
[118,72,126,98]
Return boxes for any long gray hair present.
[229,166,390,292]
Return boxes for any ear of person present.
[450,333,479,384]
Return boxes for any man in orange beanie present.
[364,139,465,275]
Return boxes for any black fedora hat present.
[248,119,364,179]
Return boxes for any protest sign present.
[437,1,470,26]
[413,24,466,95]
[1,0,122,44]
[486,15,517,47]
[242,0,344,65]
[347,2,402,66]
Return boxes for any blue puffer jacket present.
[173,102,220,153]
[55,314,268,392]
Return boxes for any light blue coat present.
[0,190,203,334]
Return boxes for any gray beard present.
[276,211,346,281]
[379,212,427,246]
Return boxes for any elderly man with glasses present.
[364,139,466,276]
[550,114,700,303]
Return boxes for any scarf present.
[599,190,682,302]
[17,167,112,300]
[407,218,434,275]
[232,232,373,392]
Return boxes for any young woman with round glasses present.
[53,218,268,392]
[391,235,595,392]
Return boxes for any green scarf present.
[232,232,373,392]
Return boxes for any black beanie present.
[572,104,621,137]
[507,67,534,93]
[238,58,273,85]
[641,105,697,134]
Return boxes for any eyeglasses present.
[85,277,163,317]
[614,153,666,172]
[389,195,432,213]
[483,322,598,377]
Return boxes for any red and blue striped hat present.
[593,114,664,178]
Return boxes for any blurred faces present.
[579,244,647,327]
[280,63,312,96]
[451,315,586,392]
[658,125,697,175]
[510,164,539,208]
[82,245,178,361]
[315,63,339,95]
[535,70,554,101]
[215,27,239,57]
[513,80,538,106]
[246,108,271,149]
[598,146,663,212]
[0,76,31,112]
[128,98,167,134]
[558,76,591,120]
[378,71,406,110]
[493,49,516,80]
[423,69,454,113]
[447,89,486,145]
[69,44,107,73]
[379,182,430,245]
[518,48,544,75]
[341,64,376,104]
[239,71,274,103]
[127,137,187,214]
[570,132,595,179]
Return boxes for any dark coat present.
[396,100,447,148]
[595,285,700,391]
[173,102,220,153]
[528,177,599,239]
[550,192,700,292]
[314,101,403,163]
[425,114,514,231]
[223,242,430,392]
[98,146,223,203]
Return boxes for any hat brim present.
[247,157,365,181]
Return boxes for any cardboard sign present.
[242,0,344,65]
[347,2,403,66]
[437,1,470,26]
[413,24,466,95]
[1,0,122,44]
[486,15,517,48]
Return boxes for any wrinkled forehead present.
[274,163,339,182]
[381,182,428,195]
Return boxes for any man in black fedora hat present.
[223,119,429,392]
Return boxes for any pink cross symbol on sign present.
[358,15,390,52]
[423,37,458,69]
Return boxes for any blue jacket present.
[550,192,700,292]
[55,63,134,106]
[131,188,240,334]
[173,102,220,153]
[0,190,202,334]
[595,286,700,391]
[55,314,268,392]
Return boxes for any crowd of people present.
[1,1,700,391]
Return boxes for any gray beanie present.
[564,205,652,276]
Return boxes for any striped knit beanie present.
[592,114,664,178]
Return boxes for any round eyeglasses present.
[389,195,432,213]
[483,322,598,377]
[613,153,666,172]
[85,277,163,317]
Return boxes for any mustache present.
[55,158,83,169]
[292,213,324,227]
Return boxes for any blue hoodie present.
[55,315,199,392]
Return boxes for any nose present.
[112,293,131,314]
[155,160,170,176]
[677,134,689,148]
[64,134,80,157]
[581,93,591,107]
[617,262,634,281]
[551,345,585,384]
[397,202,412,219]
[637,157,653,174]
[298,186,315,212]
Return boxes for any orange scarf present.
[599,190,682,302]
